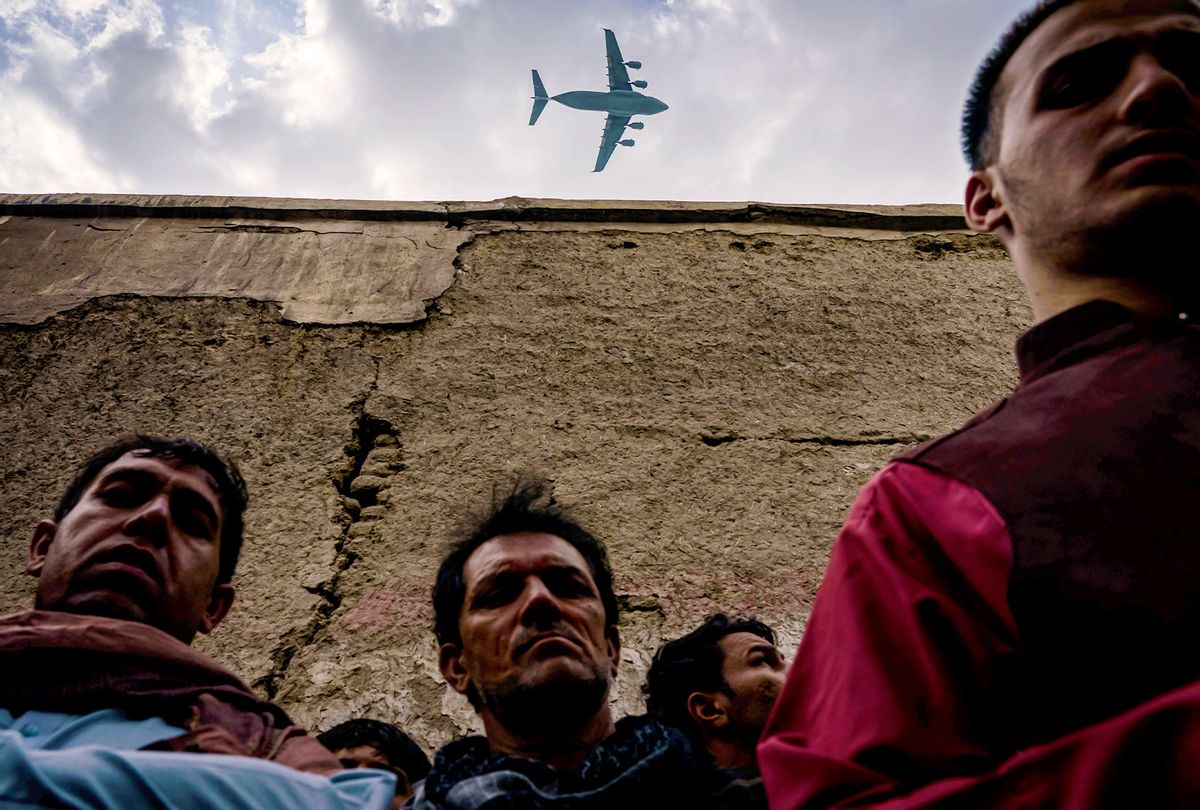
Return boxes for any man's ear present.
[687,690,728,731]
[965,169,1010,234]
[198,583,235,635]
[606,624,621,679]
[439,642,473,696]
[26,520,56,577]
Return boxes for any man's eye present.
[751,652,783,669]
[473,587,513,608]
[550,577,592,598]
[100,486,140,506]
[1041,46,1129,109]
[176,510,214,539]
[1044,69,1114,107]
[1159,39,1200,93]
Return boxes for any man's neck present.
[1015,227,1198,324]
[704,734,758,771]
[1025,274,1189,323]
[482,707,617,772]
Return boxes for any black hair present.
[432,477,619,649]
[643,613,776,737]
[54,435,248,584]
[316,718,431,782]
[963,0,1078,169]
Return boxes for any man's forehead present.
[93,451,222,498]
[337,743,384,755]
[1006,0,1200,91]
[719,631,775,658]
[463,532,591,584]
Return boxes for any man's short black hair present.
[432,477,619,649]
[963,0,1077,169]
[316,718,431,782]
[643,613,776,737]
[54,435,248,584]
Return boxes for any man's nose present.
[123,494,171,545]
[516,577,562,626]
[1118,53,1193,126]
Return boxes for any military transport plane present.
[529,29,668,172]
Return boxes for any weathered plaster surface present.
[0,194,1027,749]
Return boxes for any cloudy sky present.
[0,0,1032,204]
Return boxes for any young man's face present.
[717,631,787,738]
[27,451,234,643]
[331,744,414,806]
[440,532,619,727]
[985,0,1200,252]
[333,743,392,770]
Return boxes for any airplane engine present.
[624,61,642,69]
[628,122,644,130]
[631,80,648,89]
[619,139,636,147]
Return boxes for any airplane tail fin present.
[529,69,548,126]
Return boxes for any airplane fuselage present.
[551,89,668,116]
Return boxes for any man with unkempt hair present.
[412,478,713,809]
[0,435,394,808]
[761,0,1200,807]
[644,614,786,810]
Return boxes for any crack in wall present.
[617,594,665,620]
[700,432,932,448]
[194,224,365,236]
[258,358,411,699]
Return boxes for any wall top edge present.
[0,194,966,231]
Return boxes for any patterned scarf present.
[411,715,713,809]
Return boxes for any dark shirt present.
[711,766,767,810]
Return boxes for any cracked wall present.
[0,196,1029,750]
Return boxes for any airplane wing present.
[604,29,632,91]
[594,113,631,172]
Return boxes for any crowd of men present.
[3,0,1200,806]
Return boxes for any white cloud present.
[174,24,233,130]
[243,20,351,128]
[0,0,1035,202]
[370,0,480,28]
[83,0,164,50]
[0,83,125,192]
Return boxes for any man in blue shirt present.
[0,435,394,809]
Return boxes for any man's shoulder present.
[896,398,1009,466]
[0,610,338,775]
[711,766,766,810]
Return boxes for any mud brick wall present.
[0,195,1028,748]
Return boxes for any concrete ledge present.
[0,194,965,231]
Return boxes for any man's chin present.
[1110,184,1200,229]
[482,663,611,739]
[40,592,152,626]
[1076,187,1200,275]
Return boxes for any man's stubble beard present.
[1002,166,1200,289]
[480,661,611,741]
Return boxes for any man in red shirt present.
[759,1,1200,807]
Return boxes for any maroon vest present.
[900,300,1200,747]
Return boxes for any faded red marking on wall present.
[339,568,813,633]
[340,588,433,631]
[617,566,814,622]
